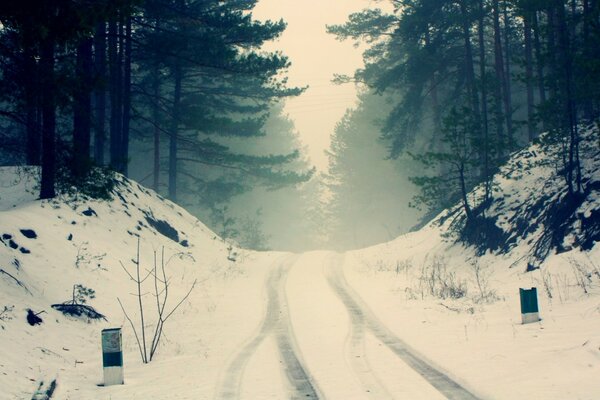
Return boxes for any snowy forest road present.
[215,254,321,400]
[325,254,481,400]
[215,252,482,400]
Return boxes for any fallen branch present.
[0,268,32,295]
[439,302,461,313]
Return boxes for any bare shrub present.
[0,305,14,329]
[471,261,499,303]
[540,267,554,300]
[569,258,596,294]
[118,240,196,363]
[418,256,467,300]
[555,273,572,303]
[396,259,412,275]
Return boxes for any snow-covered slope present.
[0,168,282,399]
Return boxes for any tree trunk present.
[93,21,107,165]
[478,0,491,201]
[532,11,547,112]
[459,163,472,220]
[73,37,93,180]
[458,0,481,128]
[40,35,56,200]
[492,0,506,153]
[524,8,536,141]
[169,62,182,202]
[152,64,161,192]
[502,2,514,149]
[23,30,40,165]
[556,1,580,194]
[425,29,441,137]
[109,17,123,172]
[151,18,163,192]
[121,16,132,177]
[582,0,594,119]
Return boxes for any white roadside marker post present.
[102,328,124,386]
[519,287,540,324]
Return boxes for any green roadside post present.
[102,328,124,386]
[519,287,540,324]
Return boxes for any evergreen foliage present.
[0,0,311,213]
[329,0,600,231]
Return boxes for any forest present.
[0,0,317,248]
[1,0,600,251]
[326,0,600,248]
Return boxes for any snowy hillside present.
[343,126,600,399]
[0,168,283,399]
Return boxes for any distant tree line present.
[0,0,312,203]
[329,0,600,224]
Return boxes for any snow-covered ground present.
[1,126,599,399]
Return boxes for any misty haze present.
[1,0,599,399]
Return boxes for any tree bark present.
[109,17,123,172]
[492,0,506,152]
[73,37,93,180]
[458,0,481,128]
[524,8,536,141]
[556,1,581,194]
[40,35,56,199]
[502,2,514,149]
[532,11,547,111]
[478,0,491,201]
[121,16,132,177]
[93,21,107,165]
[152,62,161,192]
[23,29,40,165]
[169,62,182,202]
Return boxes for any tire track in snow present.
[327,254,482,400]
[215,254,320,400]
[325,254,394,399]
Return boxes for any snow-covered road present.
[216,251,482,400]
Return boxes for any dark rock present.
[82,207,97,217]
[143,212,179,243]
[26,309,43,326]
[19,229,37,239]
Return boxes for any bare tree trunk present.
[108,17,122,172]
[23,30,40,165]
[532,11,547,112]
[168,62,182,202]
[40,35,56,200]
[121,16,132,177]
[524,8,536,141]
[503,2,514,149]
[94,22,107,165]
[459,163,472,220]
[73,37,93,180]
[478,0,491,201]
[492,0,506,152]
[152,66,161,192]
[556,1,581,194]
[459,0,481,127]
[151,19,162,192]
[425,29,441,136]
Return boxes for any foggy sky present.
[253,0,378,170]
